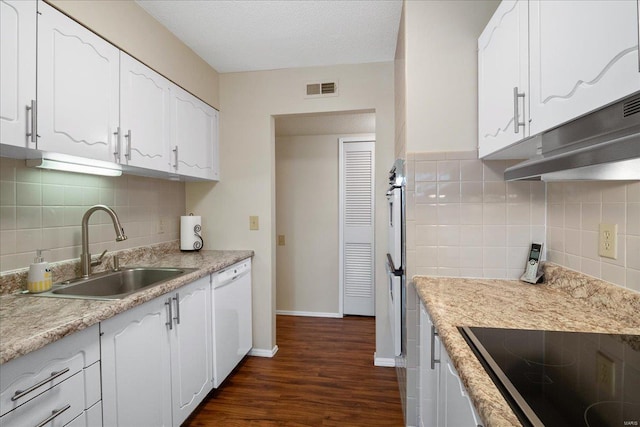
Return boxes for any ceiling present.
[136,0,403,73]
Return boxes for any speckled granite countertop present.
[0,245,253,365]
[413,263,640,427]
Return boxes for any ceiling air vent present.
[623,96,640,117]
[305,80,338,98]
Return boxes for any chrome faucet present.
[81,205,127,278]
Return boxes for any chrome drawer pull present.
[11,368,70,401]
[34,404,71,427]
[173,293,180,325]
[166,298,173,330]
[430,325,440,370]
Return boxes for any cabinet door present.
[438,350,483,427]
[169,276,213,426]
[419,303,439,427]
[120,52,171,171]
[0,0,36,151]
[478,0,529,158]
[529,0,640,134]
[170,85,219,180]
[101,297,173,427]
[37,2,119,162]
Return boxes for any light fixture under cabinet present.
[26,153,122,177]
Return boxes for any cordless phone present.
[521,243,543,284]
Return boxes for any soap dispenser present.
[27,249,52,293]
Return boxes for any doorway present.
[274,111,375,318]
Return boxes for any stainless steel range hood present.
[504,92,640,181]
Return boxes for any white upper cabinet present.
[478,0,529,158]
[529,0,640,134]
[0,0,37,150]
[171,84,220,181]
[37,2,119,162]
[119,52,172,171]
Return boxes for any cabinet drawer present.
[0,371,85,427]
[0,325,99,416]
[64,401,102,427]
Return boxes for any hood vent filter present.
[623,95,640,117]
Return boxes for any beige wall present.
[394,3,406,160]
[404,0,498,152]
[0,158,185,273]
[547,181,640,293]
[275,134,340,315]
[186,62,395,356]
[46,0,219,108]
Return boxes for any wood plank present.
[183,315,403,426]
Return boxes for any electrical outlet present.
[596,351,615,396]
[249,216,259,231]
[278,235,285,246]
[158,218,165,234]
[598,223,617,259]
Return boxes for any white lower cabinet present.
[419,302,483,427]
[0,325,101,427]
[100,276,212,427]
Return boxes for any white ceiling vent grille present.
[305,80,339,98]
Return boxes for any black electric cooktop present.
[460,327,640,427]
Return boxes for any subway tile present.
[580,257,601,279]
[459,268,483,278]
[563,183,585,203]
[459,247,483,268]
[415,225,438,246]
[547,227,565,252]
[0,158,17,181]
[583,182,605,203]
[565,228,581,256]
[483,160,508,181]
[601,263,626,288]
[0,182,15,206]
[15,228,42,253]
[531,226,546,244]
[483,247,507,269]
[0,230,16,255]
[16,183,41,206]
[581,231,599,261]
[507,225,531,247]
[565,254,581,272]
[483,268,507,279]
[415,204,438,225]
[436,268,460,277]
[507,246,529,269]
[64,206,84,227]
[406,191,415,221]
[416,246,438,268]
[547,249,564,265]
[436,161,460,181]
[414,161,437,182]
[548,203,564,228]
[602,182,627,203]
[16,166,41,184]
[415,267,438,277]
[64,187,84,206]
[530,197,546,226]
[506,182,530,203]
[42,207,65,228]
[547,183,564,204]
[626,268,640,293]
[81,187,101,206]
[437,246,460,268]
[460,160,483,181]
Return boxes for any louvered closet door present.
[340,140,375,316]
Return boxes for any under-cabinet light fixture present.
[26,153,122,177]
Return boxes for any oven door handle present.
[386,254,403,277]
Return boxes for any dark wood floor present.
[183,315,404,426]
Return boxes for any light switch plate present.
[598,223,617,259]
[249,216,259,231]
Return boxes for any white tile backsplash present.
[407,151,546,280]
[0,157,185,273]
[546,181,639,293]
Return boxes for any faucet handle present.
[112,255,120,271]
[91,249,108,267]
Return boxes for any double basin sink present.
[34,267,198,300]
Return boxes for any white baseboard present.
[276,310,342,318]
[249,345,279,358]
[374,352,396,367]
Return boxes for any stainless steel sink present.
[32,267,198,300]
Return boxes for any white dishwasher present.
[212,258,252,388]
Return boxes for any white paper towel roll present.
[181,215,203,251]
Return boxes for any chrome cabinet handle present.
[430,325,440,370]
[11,368,70,401]
[513,87,525,134]
[165,298,173,330]
[173,293,180,325]
[26,100,37,145]
[113,127,121,162]
[124,130,132,159]
[172,145,179,170]
[34,404,71,427]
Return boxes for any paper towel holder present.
[181,213,204,251]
